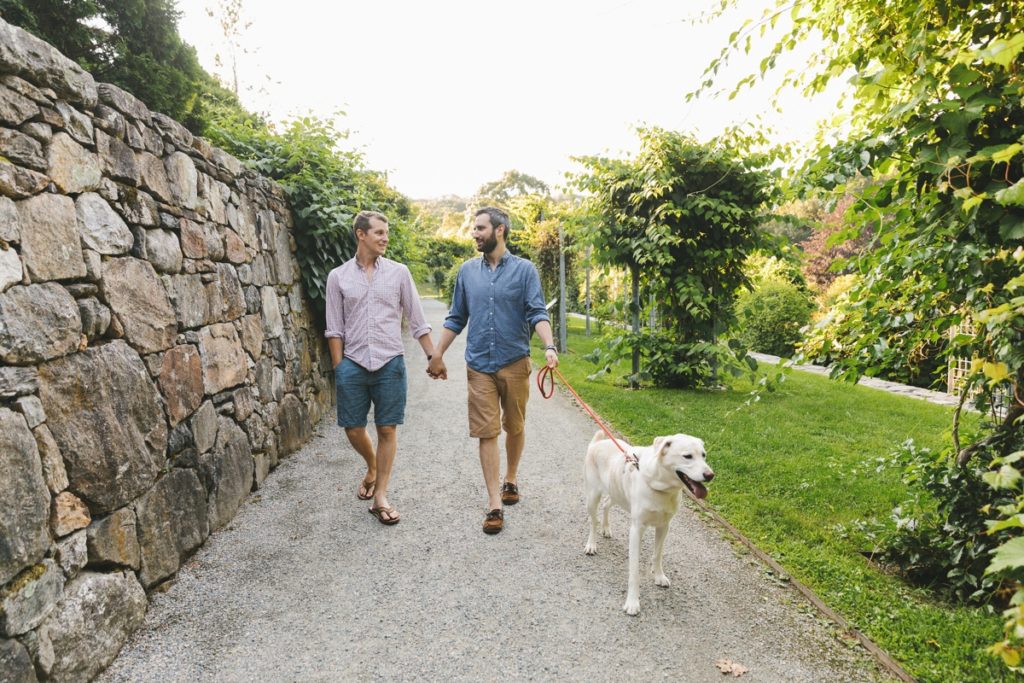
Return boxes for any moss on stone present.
[0,562,47,599]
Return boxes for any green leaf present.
[986,537,1024,574]
[992,143,1024,165]
[977,34,1024,68]
[995,179,1024,207]
[983,465,1022,490]
[961,194,985,212]
[983,361,1011,384]
[987,515,1024,533]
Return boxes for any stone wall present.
[0,18,332,682]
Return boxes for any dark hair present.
[475,207,511,240]
[353,210,388,238]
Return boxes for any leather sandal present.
[368,505,400,525]
[357,479,376,500]
[482,508,504,535]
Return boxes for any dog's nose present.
[704,470,715,481]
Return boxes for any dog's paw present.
[623,599,640,616]
[654,574,671,587]
[584,542,597,555]
[601,527,612,538]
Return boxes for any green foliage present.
[742,251,807,292]
[441,261,462,305]
[476,169,549,203]
[411,196,469,238]
[698,1,1024,664]
[1,0,221,132]
[570,127,777,388]
[734,280,813,357]
[204,106,411,322]
[879,440,1016,604]
[418,235,473,294]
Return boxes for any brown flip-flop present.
[357,479,376,500]
[368,506,400,525]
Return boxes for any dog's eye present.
[684,454,693,459]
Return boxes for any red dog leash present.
[536,364,637,467]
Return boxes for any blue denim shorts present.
[335,355,407,428]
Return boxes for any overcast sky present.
[175,0,843,199]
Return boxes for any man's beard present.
[476,233,498,254]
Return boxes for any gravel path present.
[99,298,892,683]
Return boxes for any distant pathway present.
[100,298,891,683]
[748,352,963,409]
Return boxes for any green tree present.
[0,0,219,131]
[476,169,549,202]
[571,127,776,388]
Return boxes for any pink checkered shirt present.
[324,256,431,371]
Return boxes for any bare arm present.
[416,333,436,361]
[534,320,558,368]
[328,337,344,368]
[427,327,458,379]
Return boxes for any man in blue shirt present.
[429,207,558,534]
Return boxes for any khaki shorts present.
[466,356,532,438]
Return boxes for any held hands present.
[427,355,448,380]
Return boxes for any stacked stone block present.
[0,18,331,682]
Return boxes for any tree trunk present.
[631,266,640,389]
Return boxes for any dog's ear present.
[652,436,666,455]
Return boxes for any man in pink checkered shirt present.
[324,210,437,525]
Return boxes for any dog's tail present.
[590,429,608,445]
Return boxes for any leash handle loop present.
[537,364,629,458]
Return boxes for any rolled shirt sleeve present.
[443,265,469,335]
[400,265,432,339]
[523,262,550,329]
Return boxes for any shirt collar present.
[480,251,512,269]
[355,255,382,272]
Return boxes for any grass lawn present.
[532,317,1007,683]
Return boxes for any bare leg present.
[344,426,376,490]
[372,425,397,516]
[504,429,524,484]
[479,436,502,510]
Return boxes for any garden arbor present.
[572,128,774,388]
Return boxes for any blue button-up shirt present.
[444,251,550,374]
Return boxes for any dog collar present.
[626,451,639,470]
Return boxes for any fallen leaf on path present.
[715,659,749,677]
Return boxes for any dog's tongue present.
[690,482,708,500]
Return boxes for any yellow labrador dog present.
[584,430,713,615]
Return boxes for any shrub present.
[441,262,463,305]
[880,440,1016,604]
[734,281,813,357]
[743,251,809,292]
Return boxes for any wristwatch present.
[544,345,557,352]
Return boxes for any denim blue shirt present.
[444,251,550,374]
